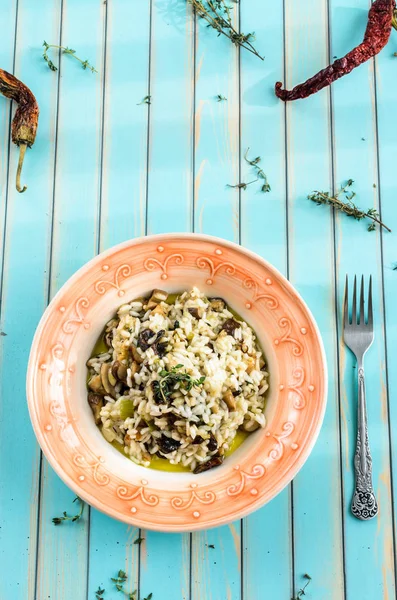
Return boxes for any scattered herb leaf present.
[292,574,312,600]
[137,95,151,105]
[153,365,206,404]
[228,148,271,193]
[0,331,6,336]
[393,263,397,270]
[187,0,264,60]
[42,41,97,73]
[134,536,145,545]
[308,179,391,232]
[216,94,227,101]
[96,587,105,600]
[111,570,128,593]
[394,51,397,56]
[207,543,215,549]
[143,594,153,600]
[52,496,84,525]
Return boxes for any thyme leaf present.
[111,570,128,593]
[137,95,151,105]
[308,179,391,232]
[292,574,312,600]
[216,94,227,101]
[95,587,105,600]
[133,536,145,545]
[187,0,264,60]
[52,496,85,525]
[42,41,97,73]
[227,179,258,190]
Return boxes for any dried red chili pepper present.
[275,0,396,102]
[0,69,39,192]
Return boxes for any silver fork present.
[343,275,378,521]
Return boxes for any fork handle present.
[351,365,378,521]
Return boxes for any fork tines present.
[344,275,373,328]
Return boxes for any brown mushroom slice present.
[194,454,224,474]
[242,419,260,433]
[146,289,169,309]
[130,361,139,377]
[222,390,236,411]
[100,363,117,397]
[111,361,128,383]
[221,318,241,336]
[151,303,166,316]
[188,307,201,319]
[209,297,226,312]
[88,374,105,394]
[88,392,104,425]
[131,344,144,364]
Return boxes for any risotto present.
[86,288,269,474]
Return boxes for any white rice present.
[87,287,269,474]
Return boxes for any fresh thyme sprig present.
[112,570,128,593]
[95,587,105,600]
[188,0,264,60]
[153,364,205,404]
[308,179,391,232]
[52,496,85,525]
[244,148,271,192]
[227,148,271,193]
[42,41,97,73]
[292,574,312,600]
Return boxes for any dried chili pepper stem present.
[16,144,27,193]
[0,68,39,193]
[275,0,396,101]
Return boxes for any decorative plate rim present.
[26,233,328,532]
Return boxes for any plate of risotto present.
[27,234,327,531]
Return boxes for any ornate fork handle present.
[351,366,378,520]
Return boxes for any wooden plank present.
[35,1,106,598]
[0,1,59,599]
[139,1,193,597]
[239,0,292,597]
[329,0,395,597]
[372,23,397,581]
[282,0,346,597]
[0,0,17,291]
[191,3,241,599]
[87,0,150,595]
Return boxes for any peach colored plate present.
[27,234,327,532]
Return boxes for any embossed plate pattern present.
[27,234,327,531]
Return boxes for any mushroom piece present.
[88,374,105,394]
[223,390,236,411]
[100,363,117,397]
[209,297,226,312]
[111,360,128,383]
[221,318,241,336]
[146,289,168,309]
[194,454,224,474]
[188,307,201,319]
[131,344,144,364]
[137,328,155,351]
[151,303,166,316]
[88,392,104,425]
[207,433,218,452]
[242,419,260,433]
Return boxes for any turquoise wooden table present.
[1,0,397,598]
